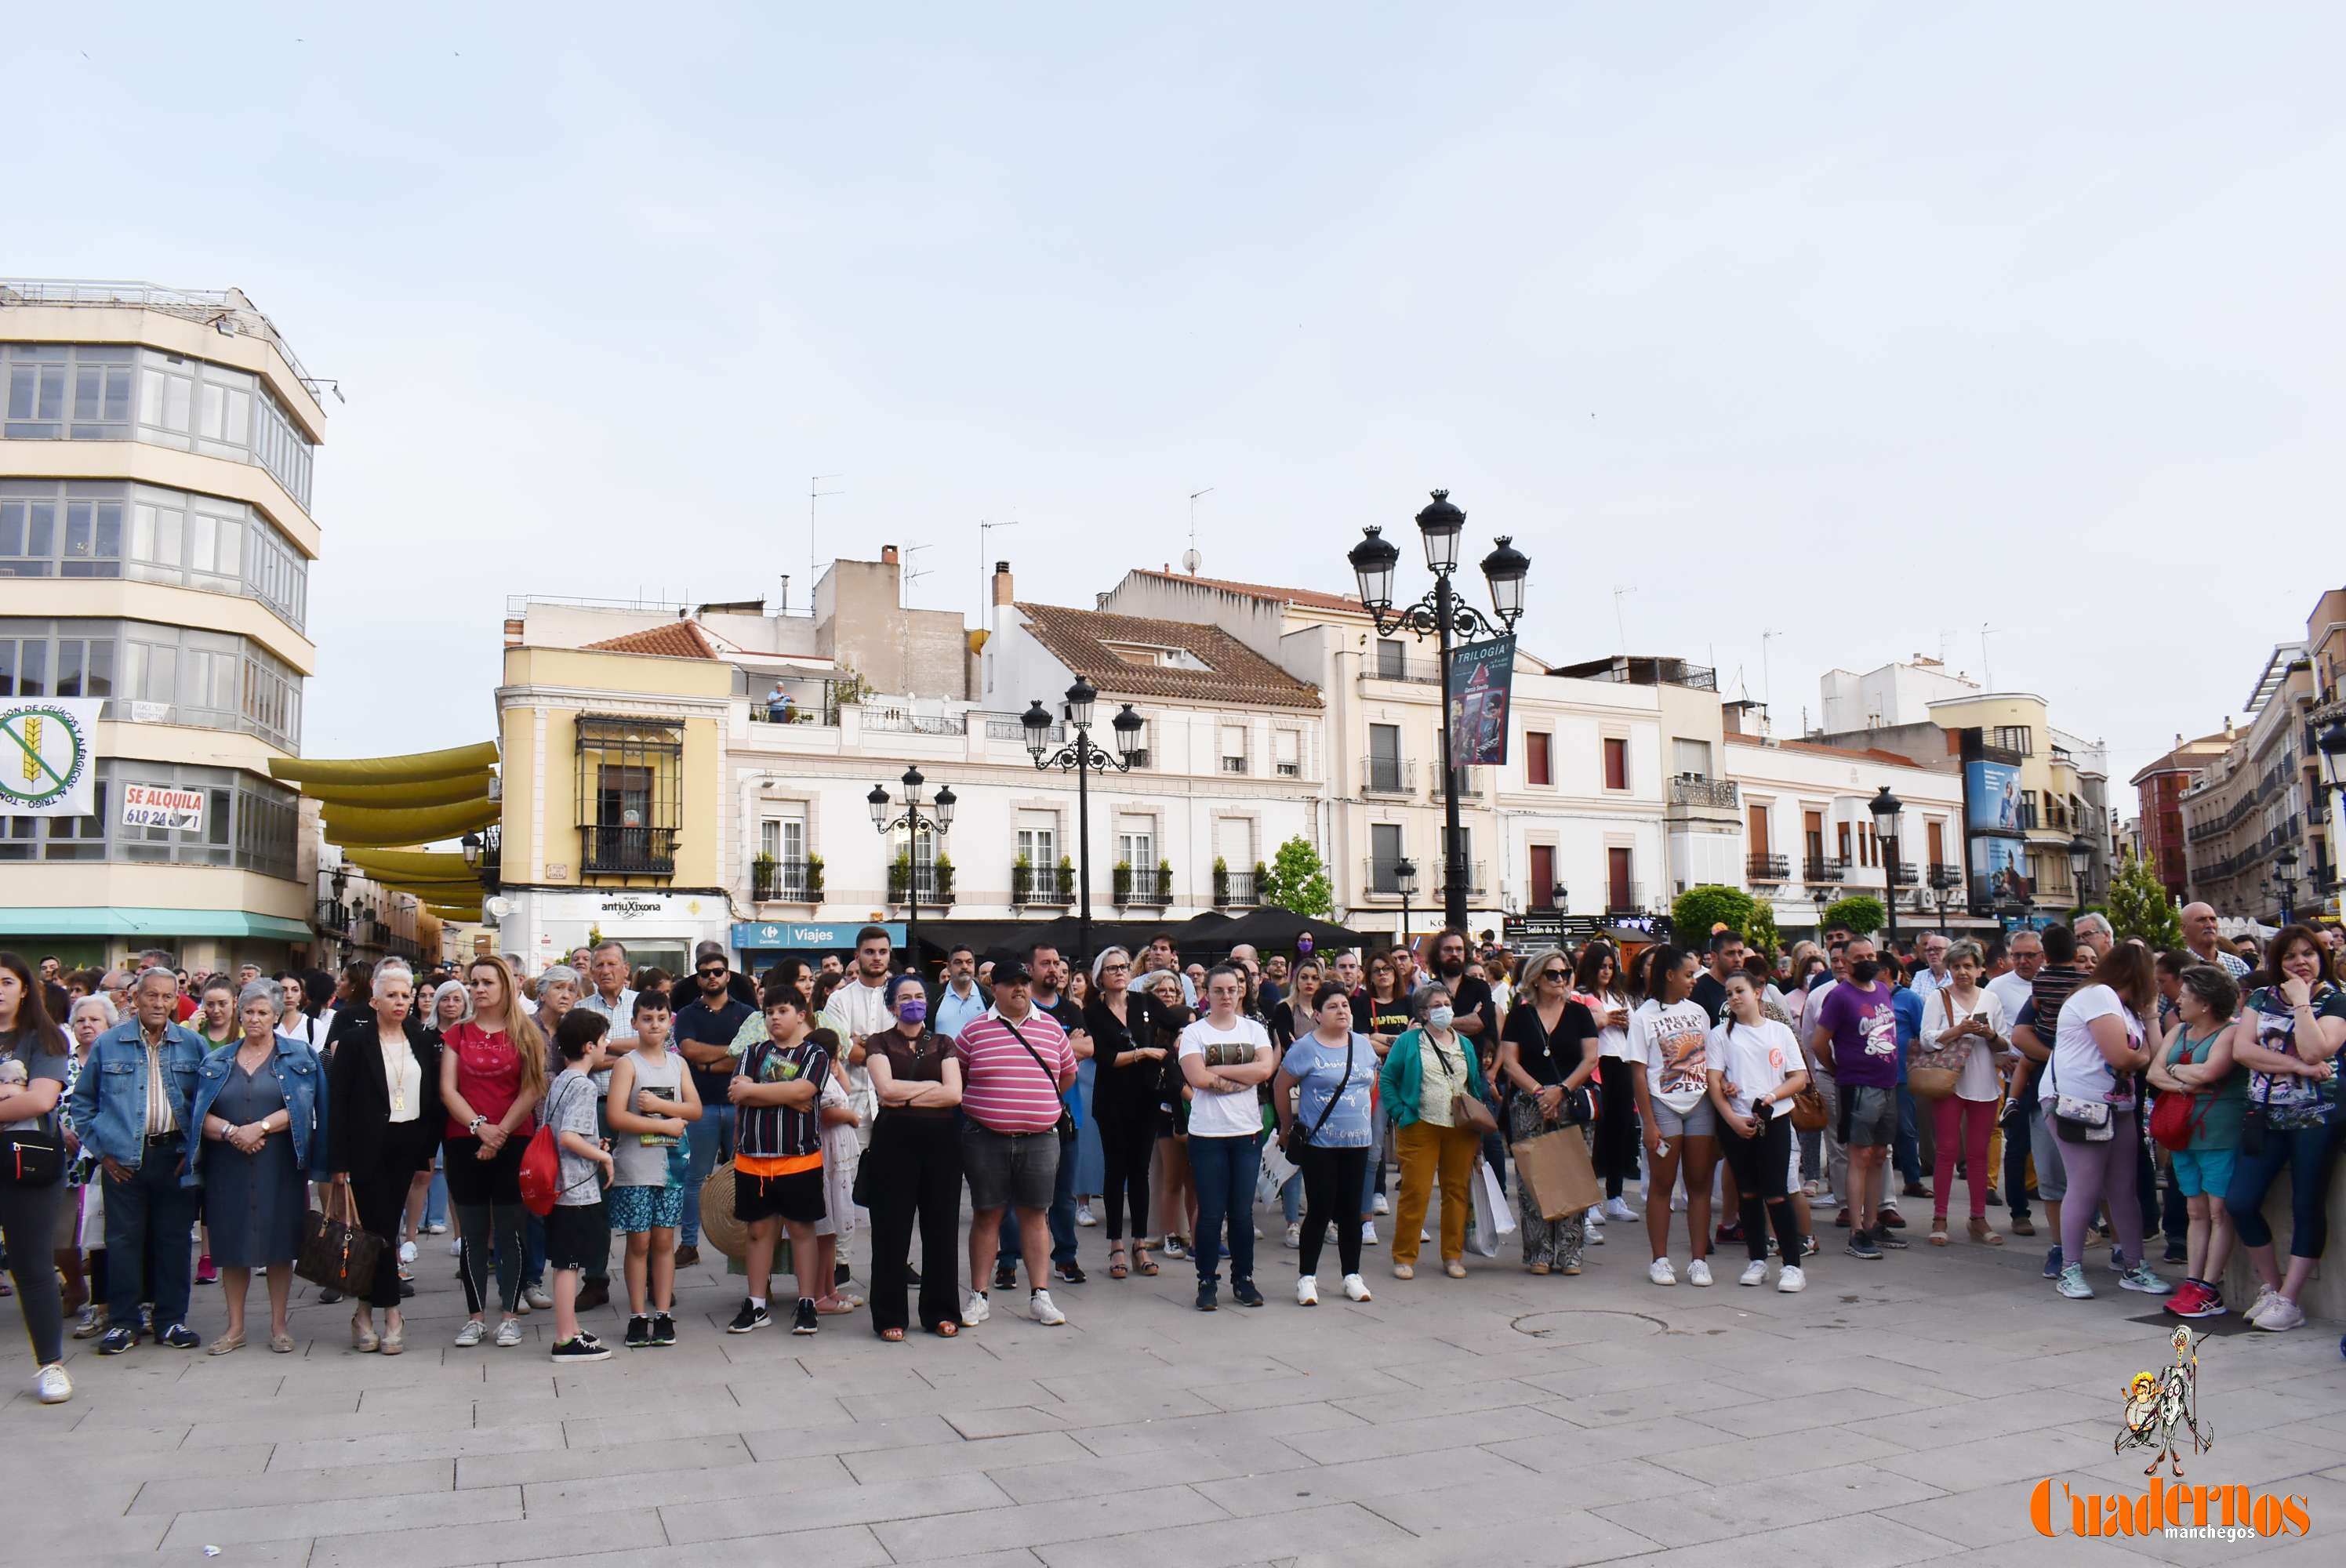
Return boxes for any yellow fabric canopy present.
[426,903,484,920]
[301,772,496,809]
[271,742,499,786]
[345,849,475,880]
[322,797,500,847]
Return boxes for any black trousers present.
[1717,1110,1803,1264]
[1297,1143,1368,1279]
[1095,1100,1154,1243]
[866,1112,962,1336]
[1593,1056,1642,1196]
[0,1180,64,1365]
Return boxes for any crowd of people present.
[0,901,2339,1402]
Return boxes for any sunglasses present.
[1540,969,1567,982]
[697,966,728,978]
[1102,962,1130,972]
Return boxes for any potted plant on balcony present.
[752,850,778,901]
[1056,855,1076,902]
[1013,850,1031,901]
[804,854,825,900]
[933,853,954,904]
[1113,859,1133,903]
[1212,855,1230,906]
[1156,858,1174,903]
[889,848,913,902]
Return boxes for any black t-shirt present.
[1501,1000,1599,1087]
[1435,972,1498,1064]
[672,996,755,1103]
[1085,989,1164,1115]
[1360,991,1415,1039]
[1690,971,1730,1025]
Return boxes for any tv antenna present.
[1760,628,1779,707]
[979,518,1021,619]
[808,474,843,612]
[1612,585,1636,656]
[1184,487,1214,575]
[1981,622,1997,690]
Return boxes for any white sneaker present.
[1342,1273,1373,1301]
[426,1221,448,1234]
[2245,1284,2281,1325]
[1671,1189,1687,1213]
[1586,1222,1604,1246]
[1284,1221,1302,1250]
[1420,1228,1431,1243]
[1030,1290,1066,1327]
[2254,1296,2304,1333]
[525,1286,554,1311]
[962,1291,991,1327]
[1076,1204,1098,1228]
[494,1318,524,1348]
[1648,1257,1676,1287]
[1603,1196,1638,1222]
[1372,1194,1390,1216]
[448,1238,463,1256]
[1777,1265,1807,1294]
[1296,1276,1319,1306]
[1360,1221,1379,1247]
[33,1363,71,1405]
[1687,1258,1713,1287]
[398,1239,419,1265]
[1739,1260,1768,1287]
[454,1319,485,1347]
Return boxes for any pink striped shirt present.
[953,1009,1074,1134]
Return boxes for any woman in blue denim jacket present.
[185,982,329,1352]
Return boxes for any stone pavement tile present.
[1684,1385,1936,1439]
[946,1405,1082,1439]
[1204,1444,1494,1518]
[1194,1367,1419,1414]
[1517,1350,1720,1401]
[133,1455,454,1514]
[1288,1507,1661,1567]
[663,1472,1014,1546]
[1631,1513,1969,1568]
[1482,1414,1731,1472]
[523,1451,852,1515]
[736,1411,964,1461]
[986,1442,1317,1505]
[307,1506,667,1568]
[43,1439,274,1487]
[567,1397,847,1446]
[2070,1422,2341,1491]
[79,1542,310,1568]
[185,1399,480,1447]
[72,1388,326,1428]
[1072,1399,1367,1459]
[459,1432,752,1489]
[1874,1424,2116,1495]
[871,1481,1226,1561]
[1282,1401,1571,1465]
[1647,1423,1913,1486]
[1000,1387,1224,1428]
[1326,1374,1560,1426]
[1876,1476,2055,1548]
[834,1376,1061,1421]
[1375,1457,1686,1529]
[0,1517,169,1563]
[1032,1354,1288,1400]
[1037,1501,1410,1568]
[158,1483,521,1548]
[1534,1376,1773,1429]
[530,1524,894,1568]
[1837,1388,2108,1450]
[842,1429,1091,1483]
[1590,1461,1946,1548]
[271,1420,568,1470]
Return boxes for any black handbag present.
[2238,1073,2274,1160]
[296,1182,382,1298]
[0,1128,64,1188]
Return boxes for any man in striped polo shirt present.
[954,963,1077,1329]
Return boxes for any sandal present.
[206,1332,245,1356]
[1109,1247,1129,1280]
[878,1327,906,1342]
[1135,1248,1160,1276]
[932,1320,960,1338]
[815,1296,858,1315]
[1928,1219,1949,1247]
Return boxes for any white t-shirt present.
[1919,985,2010,1102]
[1576,990,1631,1059]
[1626,998,1714,1113]
[1177,1015,1273,1138]
[1803,979,1839,1065]
[1985,971,2035,1035]
[2050,984,2140,1108]
[820,976,892,1121]
[1709,1017,1801,1118]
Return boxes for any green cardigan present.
[1378,1025,1493,1131]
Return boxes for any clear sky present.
[16,3,2344,798]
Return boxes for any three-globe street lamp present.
[1868,786,1905,950]
[1347,491,1530,935]
[1022,677,1143,966]
[868,765,957,976]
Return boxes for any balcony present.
[750,858,817,902]
[1745,853,1790,884]
[1363,755,1415,796]
[1115,866,1171,906]
[2014,804,2041,831]
[1887,861,1919,887]
[579,825,675,877]
[1438,860,1490,900]
[1213,869,1258,907]
[1803,855,1847,884]
[887,865,955,908]
[1012,864,1073,906]
[1361,858,1418,899]
[1220,756,1249,775]
[1606,883,1648,914]
[1927,862,1963,891]
[1669,777,1741,811]
[1362,652,1442,684]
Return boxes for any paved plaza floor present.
[5,1203,2344,1567]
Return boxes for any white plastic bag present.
[1467,1157,1515,1256]
[1258,1142,1298,1207]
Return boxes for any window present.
[1672,738,1712,777]
[1804,810,1825,862]
[1016,815,1057,869]
[2,479,307,628]
[1990,725,2034,757]
[1367,722,1404,793]
[1273,729,1300,778]
[1838,822,1853,863]
[1529,844,1557,908]
[1927,820,1945,865]
[1369,822,1404,891]
[1607,846,1633,910]
[1375,639,1407,679]
[573,716,681,876]
[1603,736,1629,791]
[1526,731,1552,786]
[1219,723,1247,775]
[0,758,294,877]
[1747,804,1770,855]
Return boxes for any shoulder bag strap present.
[1298,1038,1354,1146]
[993,1015,1064,1091]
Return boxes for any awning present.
[301,772,496,809]
[321,797,502,846]
[345,849,474,880]
[0,908,317,941]
[269,742,500,785]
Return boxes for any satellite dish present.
[1182,547,1201,575]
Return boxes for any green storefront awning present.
[0,908,317,941]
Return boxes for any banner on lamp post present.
[1447,635,1516,768]
[0,699,100,818]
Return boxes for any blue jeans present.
[2225,1113,2346,1259]
[424,1160,449,1230]
[682,1104,736,1247]
[999,1133,1078,1269]
[1188,1133,1258,1289]
[1894,1084,1923,1186]
[104,1151,199,1330]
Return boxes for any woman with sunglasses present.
[1498,949,1600,1275]
[1085,948,1164,1280]
[1572,944,1639,1222]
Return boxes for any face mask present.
[1850,960,1880,985]
[1427,1005,1455,1031]
[897,1000,927,1024]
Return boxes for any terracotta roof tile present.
[1128,568,1364,617]
[581,620,723,660]
[1728,733,1936,769]
[1014,602,1322,710]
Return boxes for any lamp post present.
[2319,717,2346,911]
[867,765,957,977]
[1394,855,1419,951]
[1347,491,1531,935]
[1022,677,1142,966]
[2276,842,2299,926]
[1868,786,1905,952]
[2067,833,2094,916]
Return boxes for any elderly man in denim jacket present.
[67,967,209,1353]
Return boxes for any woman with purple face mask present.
[862,973,965,1340]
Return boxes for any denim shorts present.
[2028,1105,2069,1201]
[1650,1098,1716,1140]
[962,1123,1060,1213]
[2170,1145,2235,1200]
[608,1183,685,1234]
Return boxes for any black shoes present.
[1230,1279,1265,1308]
[1847,1230,1883,1261]
[551,1334,612,1363]
[624,1316,652,1349]
[791,1297,819,1335]
[993,1261,1019,1292]
[157,1323,201,1348]
[727,1298,769,1334]
[1054,1261,1087,1285]
[652,1312,676,1347]
[1196,1282,1218,1312]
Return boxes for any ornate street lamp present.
[1868,786,1905,948]
[1394,855,1419,951]
[869,765,956,971]
[1022,677,1142,965]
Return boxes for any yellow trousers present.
[1393,1120,1482,1265]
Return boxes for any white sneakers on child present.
[1739,1260,1769,1287]
[1296,1276,1319,1306]
[1030,1290,1066,1327]
[1648,1258,1676,1287]
[962,1291,991,1327]
[1687,1258,1712,1287]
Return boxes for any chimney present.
[503,616,525,646]
[992,561,1015,606]
[881,544,899,566]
